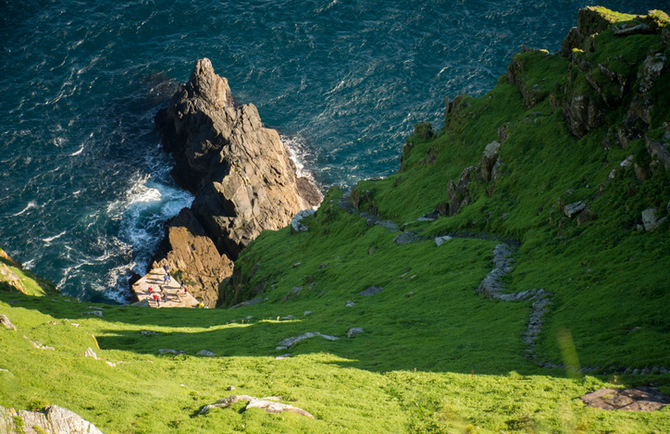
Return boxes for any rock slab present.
[276,332,338,349]
[1,405,104,434]
[0,315,16,331]
[200,395,314,418]
[581,388,670,411]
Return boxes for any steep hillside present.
[1,6,670,434]
[228,6,670,372]
[0,248,57,297]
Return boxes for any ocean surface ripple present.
[0,0,658,302]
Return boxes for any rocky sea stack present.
[151,58,322,306]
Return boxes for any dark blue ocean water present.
[0,1,661,302]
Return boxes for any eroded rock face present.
[151,208,233,307]
[157,59,321,256]
[153,58,321,304]
[560,7,621,57]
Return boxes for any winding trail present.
[335,193,552,361]
[327,193,667,374]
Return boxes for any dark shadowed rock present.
[563,91,606,138]
[646,136,670,170]
[507,51,552,108]
[359,286,383,296]
[560,7,623,57]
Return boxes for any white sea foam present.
[42,231,67,244]
[280,133,317,182]
[13,201,39,217]
[110,172,193,264]
[70,145,84,156]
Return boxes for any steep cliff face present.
[153,58,321,305]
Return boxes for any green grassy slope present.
[0,248,57,297]
[2,259,669,433]
[2,6,670,434]
[337,10,670,370]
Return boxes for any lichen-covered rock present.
[563,200,587,218]
[646,137,670,170]
[479,141,501,182]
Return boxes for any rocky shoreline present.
[144,58,322,306]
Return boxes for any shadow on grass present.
[0,287,557,378]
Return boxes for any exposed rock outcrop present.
[0,405,104,434]
[0,314,16,331]
[290,209,316,234]
[581,387,670,411]
[156,58,321,257]
[507,48,552,108]
[557,8,669,142]
[276,331,338,349]
[150,209,233,307]
[560,7,622,57]
[199,395,314,418]
[153,58,322,304]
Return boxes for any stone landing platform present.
[131,268,199,308]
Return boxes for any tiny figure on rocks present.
[153,293,160,308]
[175,280,184,302]
[163,273,170,285]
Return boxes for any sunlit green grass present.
[2,7,670,433]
